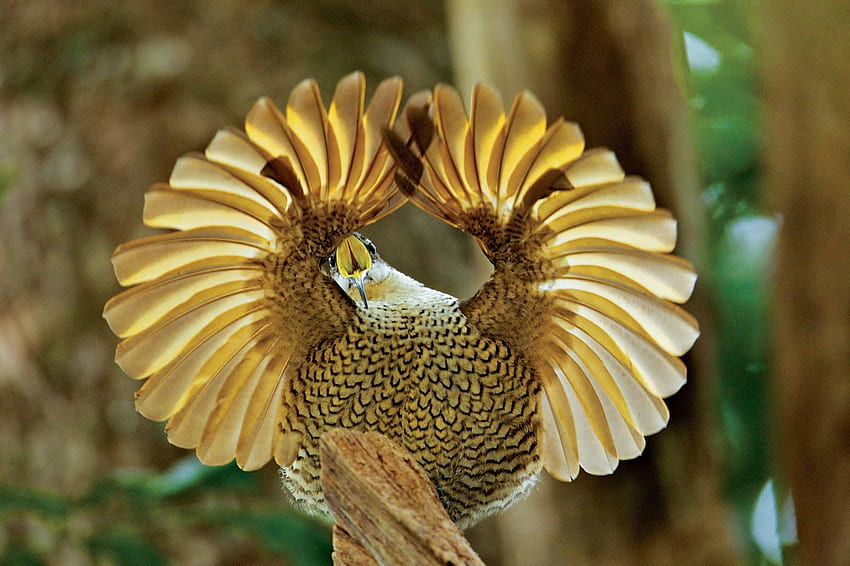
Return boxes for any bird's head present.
[323,233,392,308]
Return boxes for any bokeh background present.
[2,1,847,564]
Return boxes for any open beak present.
[335,235,373,308]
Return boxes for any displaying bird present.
[103,72,698,528]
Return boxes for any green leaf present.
[0,485,69,519]
[0,164,13,206]
[107,457,255,500]
[86,531,168,566]
[150,457,218,495]
[208,510,333,566]
[0,545,45,566]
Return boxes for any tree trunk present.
[762,2,850,564]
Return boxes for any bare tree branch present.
[320,429,485,566]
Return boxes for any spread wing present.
[104,72,404,470]
[388,83,699,481]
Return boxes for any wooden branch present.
[331,525,378,566]
[319,429,485,566]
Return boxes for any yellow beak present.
[335,236,372,308]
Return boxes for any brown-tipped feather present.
[394,171,419,198]
[384,127,424,184]
[404,95,435,155]
[515,167,566,219]
[261,156,305,203]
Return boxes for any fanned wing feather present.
[105,72,405,470]
[551,299,686,398]
[542,276,698,357]
[143,187,279,241]
[326,73,364,196]
[391,83,698,480]
[104,262,263,337]
[170,155,281,217]
[350,77,404,215]
[236,349,294,471]
[110,227,269,287]
[551,245,697,303]
[205,128,268,174]
[115,283,265,379]
[498,91,547,210]
[546,211,678,253]
[134,310,269,420]
[244,97,309,196]
[522,119,585,193]
[539,390,579,481]
[165,325,270,448]
[286,79,329,196]
[469,84,505,207]
[197,344,276,467]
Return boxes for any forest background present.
[2,1,847,564]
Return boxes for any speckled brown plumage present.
[278,281,541,527]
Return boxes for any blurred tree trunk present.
[762,2,850,564]
[447,1,737,564]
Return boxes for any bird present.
[103,71,698,528]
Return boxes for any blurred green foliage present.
[0,458,332,565]
[667,1,790,563]
[0,166,13,206]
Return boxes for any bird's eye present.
[319,253,336,276]
[362,238,377,256]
